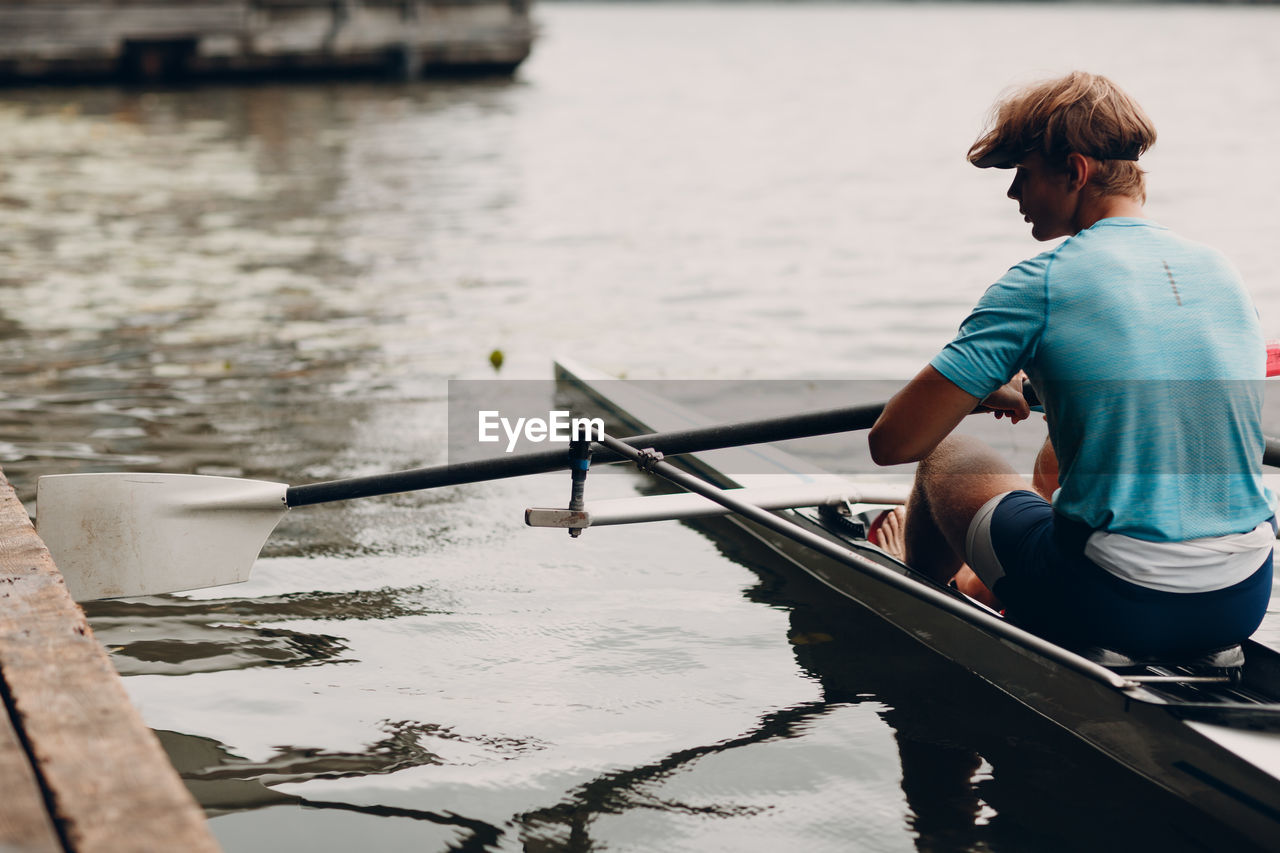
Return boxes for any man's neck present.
[1076,194,1146,232]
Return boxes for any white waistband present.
[1084,521,1276,593]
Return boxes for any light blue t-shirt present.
[931,217,1272,542]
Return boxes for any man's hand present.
[978,372,1032,424]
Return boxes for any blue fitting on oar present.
[567,438,592,538]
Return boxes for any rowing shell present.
[548,357,1280,852]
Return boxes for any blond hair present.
[968,71,1157,201]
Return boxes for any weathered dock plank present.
[0,469,220,853]
[0,707,62,853]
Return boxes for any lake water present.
[2,2,1279,851]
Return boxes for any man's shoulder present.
[1066,219,1237,275]
[1062,217,1217,254]
[990,245,1062,294]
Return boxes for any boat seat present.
[1081,644,1245,673]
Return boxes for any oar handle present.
[1266,437,1280,469]
[1021,380,1041,409]
[284,401,889,507]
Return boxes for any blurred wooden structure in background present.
[0,0,534,82]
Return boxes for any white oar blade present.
[36,473,289,602]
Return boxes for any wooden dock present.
[0,0,534,82]
[0,469,219,853]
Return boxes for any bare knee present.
[919,434,1013,478]
[913,435,1028,554]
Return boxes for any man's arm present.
[868,365,1031,465]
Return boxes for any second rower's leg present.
[904,434,1030,588]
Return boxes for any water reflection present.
[85,585,454,675]
[158,728,507,846]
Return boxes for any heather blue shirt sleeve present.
[930,253,1050,398]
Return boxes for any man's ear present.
[1065,152,1091,192]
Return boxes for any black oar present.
[285,401,888,506]
[35,386,1280,602]
[35,399,893,602]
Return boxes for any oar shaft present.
[283,393,1280,508]
[284,401,888,507]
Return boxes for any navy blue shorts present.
[964,490,1274,656]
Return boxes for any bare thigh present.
[914,434,1031,560]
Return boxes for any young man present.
[868,71,1275,656]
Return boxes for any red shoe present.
[866,509,892,547]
